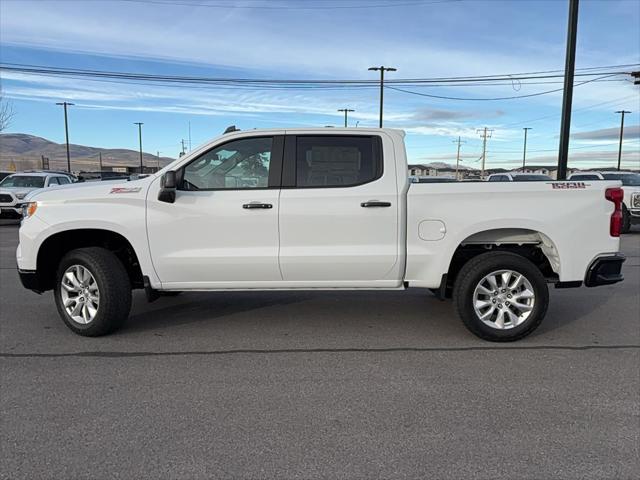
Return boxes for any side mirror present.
[158,171,177,203]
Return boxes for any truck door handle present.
[361,201,392,208]
[243,202,273,209]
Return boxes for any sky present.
[0,0,639,170]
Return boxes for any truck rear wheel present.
[453,252,549,342]
[53,247,132,336]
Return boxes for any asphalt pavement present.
[1,220,638,479]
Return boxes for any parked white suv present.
[568,171,640,233]
[17,128,626,341]
[0,172,74,218]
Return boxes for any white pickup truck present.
[17,128,626,341]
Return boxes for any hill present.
[0,133,175,172]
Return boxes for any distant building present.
[408,163,478,180]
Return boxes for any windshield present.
[513,175,551,181]
[0,175,46,188]
[602,173,640,186]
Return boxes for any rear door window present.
[294,135,382,188]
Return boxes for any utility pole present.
[557,0,580,180]
[134,122,144,173]
[477,127,493,179]
[452,136,466,180]
[157,151,161,170]
[55,101,74,172]
[337,108,355,127]
[615,110,631,171]
[522,127,532,170]
[368,66,396,128]
[99,152,103,171]
[180,139,186,157]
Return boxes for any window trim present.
[177,135,284,191]
[282,134,384,189]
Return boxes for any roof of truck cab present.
[223,127,405,135]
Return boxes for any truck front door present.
[147,134,284,288]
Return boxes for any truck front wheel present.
[453,252,549,342]
[53,247,132,336]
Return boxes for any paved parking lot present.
[1,220,638,479]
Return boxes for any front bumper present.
[0,205,22,218]
[18,269,44,293]
[584,254,625,287]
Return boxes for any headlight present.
[632,193,640,209]
[22,202,38,219]
[15,192,28,200]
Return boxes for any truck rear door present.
[278,133,401,287]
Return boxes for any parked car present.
[77,171,131,182]
[0,171,14,182]
[568,171,640,233]
[0,172,74,218]
[487,173,552,182]
[17,128,625,341]
[24,170,78,183]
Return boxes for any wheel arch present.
[443,227,560,297]
[35,228,144,292]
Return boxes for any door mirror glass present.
[158,171,177,203]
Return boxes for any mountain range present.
[0,133,175,172]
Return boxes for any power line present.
[1,63,635,87]
[499,94,639,128]
[117,0,462,10]
[385,74,619,101]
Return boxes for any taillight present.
[605,187,624,237]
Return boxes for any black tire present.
[53,247,132,336]
[622,205,631,234]
[453,251,549,342]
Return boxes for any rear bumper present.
[18,269,43,293]
[584,254,625,287]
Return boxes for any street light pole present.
[134,122,144,173]
[615,110,631,171]
[556,0,580,180]
[55,101,74,172]
[337,108,355,127]
[522,127,532,170]
[368,66,396,128]
[452,136,466,181]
